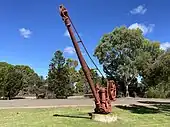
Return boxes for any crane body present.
[59,5,116,114]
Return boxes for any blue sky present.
[0,0,170,78]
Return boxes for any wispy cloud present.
[160,42,170,50]
[19,28,32,38]
[64,46,75,55]
[63,46,86,56]
[128,23,155,35]
[130,5,147,15]
[64,30,82,38]
[64,30,70,38]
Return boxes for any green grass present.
[0,105,170,127]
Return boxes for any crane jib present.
[59,4,116,114]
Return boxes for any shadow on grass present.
[154,104,170,112]
[138,100,170,105]
[115,104,160,114]
[53,113,91,119]
[153,104,170,116]
[137,100,170,115]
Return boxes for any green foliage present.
[94,26,144,96]
[135,40,164,78]
[75,82,84,94]
[0,62,11,68]
[14,65,40,95]
[144,52,170,87]
[0,62,44,99]
[66,59,79,86]
[30,75,46,95]
[0,65,23,99]
[47,50,75,98]
[94,26,168,97]
[144,52,170,98]
[145,81,170,98]
[75,68,102,94]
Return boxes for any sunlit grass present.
[0,105,170,127]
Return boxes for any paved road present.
[0,97,170,109]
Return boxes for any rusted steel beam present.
[59,5,101,111]
[58,5,116,114]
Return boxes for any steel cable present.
[68,16,105,78]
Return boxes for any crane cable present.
[68,16,105,78]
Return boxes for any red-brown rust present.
[59,5,101,112]
[100,88,111,113]
[108,80,116,101]
[59,5,113,114]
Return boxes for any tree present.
[135,40,164,78]
[66,58,79,90]
[76,67,101,94]
[0,65,24,99]
[144,51,170,98]
[145,51,170,86]
[0,62,10,68]
[94,26,166,97]
[167,48,170,52]
[14,65,42,95]
[0,62,12,97]
[66,58,78,68]
[0,62,43,98]
[32,75,47,99]
[47,50,73,98]
[94,26,144,97]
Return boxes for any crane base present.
[89,112,117,123]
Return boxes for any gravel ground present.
[0,97,170,109]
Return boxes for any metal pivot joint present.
[59,5,116,114]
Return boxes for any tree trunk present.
[125,85,129,97]
[124,78,129,97]
[7,92,11,100]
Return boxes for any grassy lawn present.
[0,105,170,127]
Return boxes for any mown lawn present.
[0,105,170,127]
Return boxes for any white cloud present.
[64,30,82,38]
[128,23,155,35]
[160,42,170,50]
[64,46,75,55]
[63,46,86,56]
[64,30,70,38]
[130,5,147,15]
[19,28,32,38]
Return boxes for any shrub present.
[145,81,170,98]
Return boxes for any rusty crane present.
[59,5,116,114]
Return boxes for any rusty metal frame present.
[59,5,116,114]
